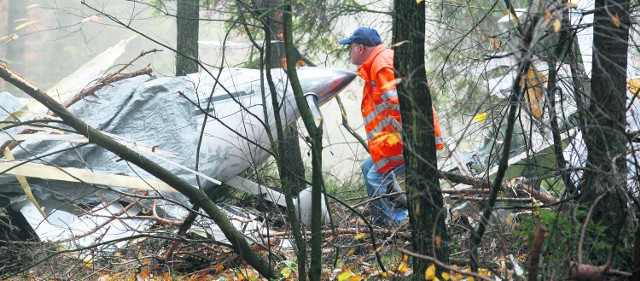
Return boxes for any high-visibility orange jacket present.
[358,45,443,173]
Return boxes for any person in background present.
[339,27,443,227]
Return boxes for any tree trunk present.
[175,0,199,76]
[282,4,325,279]
[262,1,308,277]
[392,0,449,277]
[581,0,630,265]
[262,0,307,197]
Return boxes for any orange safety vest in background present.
[358,45,443,173]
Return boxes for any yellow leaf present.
[381,271,388,278]
[425,264,436,280]
[441,272,451,280]
[14,20,37,31]
[338,271,354,281]
[354,233,366,241]
[402,254,409,261]
[214,264,224,272]
[628,78,640,97]
[348,275,363,281]
[347,249,355,255]
[281,267,291,278]
[472,112,487,122]
[398,262,407,273]
[454,273,463,280]
[612,13,621,28]
[416,0,424,3]
[553,18,561,32]
[544,10,551,25]
[469,276,474,281]
[503,8,510,15]
[565,2,578,7]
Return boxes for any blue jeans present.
[361,156,408,226]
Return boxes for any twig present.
[335,96,368,151]
[1,62,153,152]
[165,208,200,261]
[52,198,142,244]
[450,196,532,203]
[570,194,606,280]
[398,248,493,281]
[268,227,410,239]
[325,193,389,273]
[578,194,605,264]
[351,191,406,208]
[61,66,153,109]
[440,171,558,204]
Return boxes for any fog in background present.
[1,0,401,181]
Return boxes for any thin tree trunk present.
[392,0,449,278]
[263,3,308,276]
[175,0,199,76]
[282,4,324,279]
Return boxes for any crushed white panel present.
[20,201,151,251]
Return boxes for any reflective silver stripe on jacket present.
[381,89,398,100]
[373,154,404,171]
[363,103,400,124]
[366,117,402,140]
[363,90,400,124]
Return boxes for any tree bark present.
[282,4,325,280]
[175,0,199,76]
[392,0,449,278]
[581,0,630,265]
[262,1,308,277]
[262,0,307,197]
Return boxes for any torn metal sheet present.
[1,66,354,254]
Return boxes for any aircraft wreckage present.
[0,60,355,251]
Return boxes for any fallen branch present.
[398,248,494,281]
[61,65,153,109]
[450,196,533,203]
[528,226,547,281]
[165,208,200,261]
[1,63,153,152]
[569,261,606,280]
[268,227,410,239]
[439,171,558,204]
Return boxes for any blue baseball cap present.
[339,27,382,46]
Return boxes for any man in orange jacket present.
[340,27,443,227]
